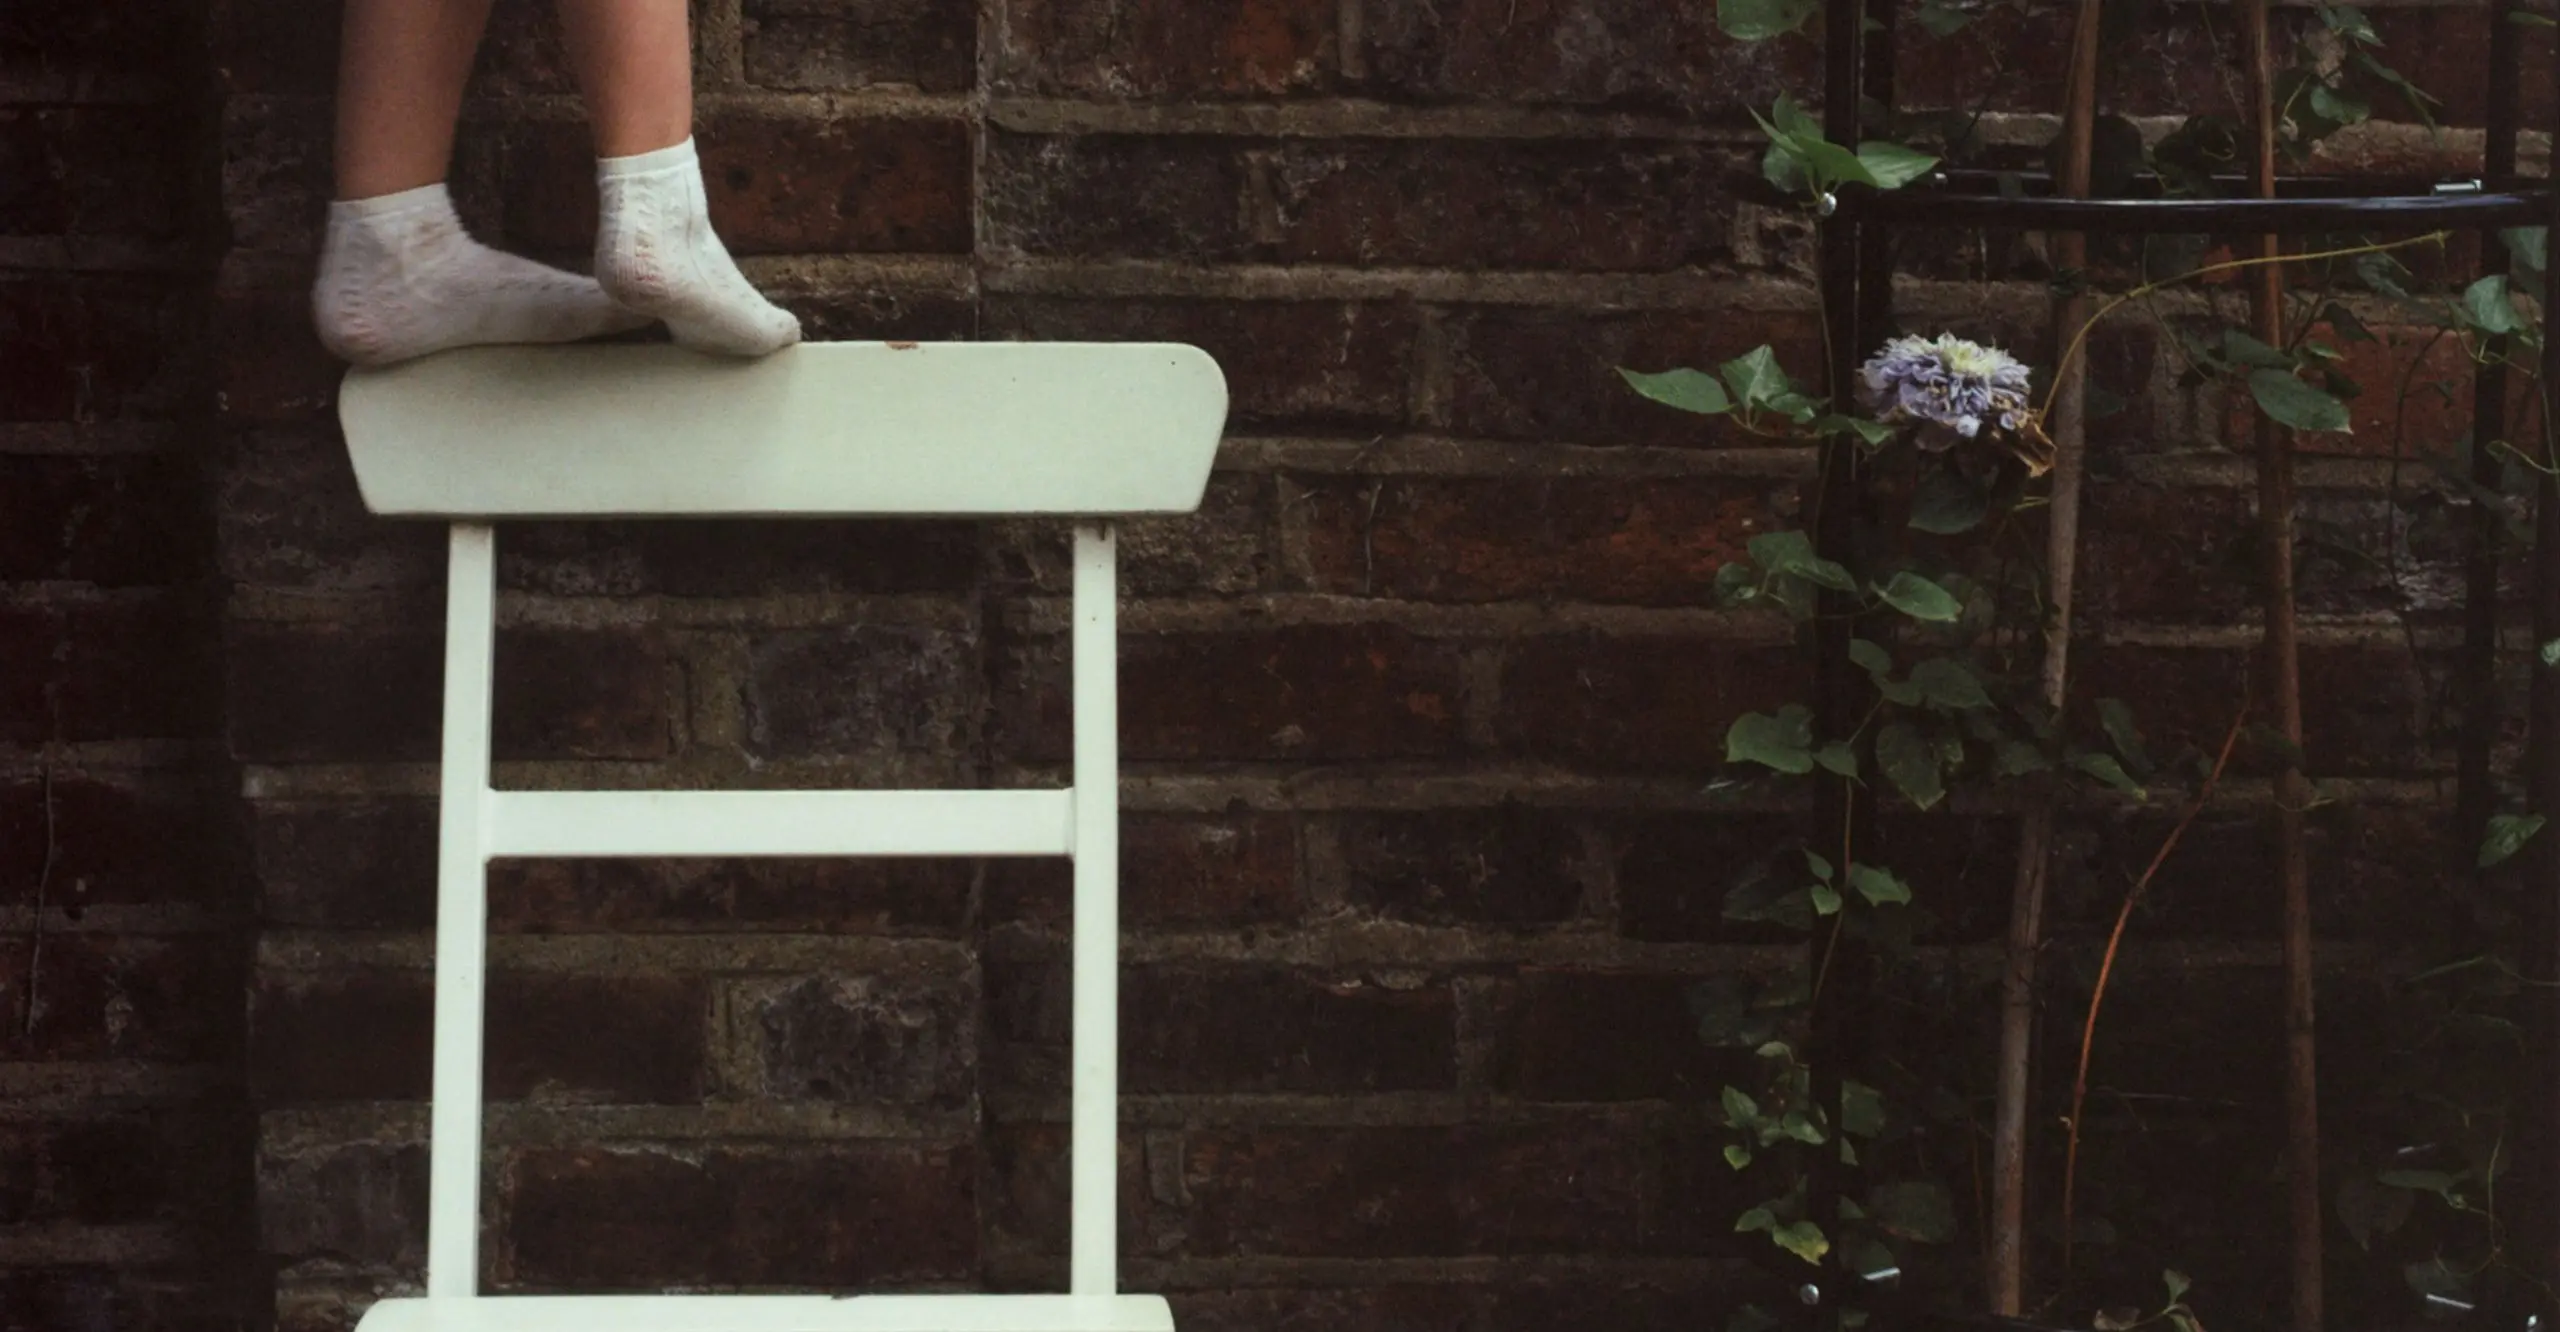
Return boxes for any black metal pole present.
[2461,0,2520,905]
[2526,10,2560,1320]
[1807,0,1869,1316]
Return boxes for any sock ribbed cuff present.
[332,181,453,221]
[598,137,699,179]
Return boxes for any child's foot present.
[594,138,803,358]
[313,182,648,368]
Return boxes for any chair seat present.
[355,1295,1175,1332]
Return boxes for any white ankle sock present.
[311,182,648,368]
[595,139,802,357]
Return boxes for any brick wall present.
[198,2,2528,1329]
[3,2,251,1330]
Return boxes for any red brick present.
[0,599,208,745]
[251,972,708,1105]
[2,0,193,90]
[988,134,1743,271]
[2367,7,2553,131]
[986,297,1417,429]
[783,284,980,345]
[1895,1,2240,123]
[0,935,231,1061]
[741,964,976,1107]
[0,107,192,240]
[2080,643,2428,778]
[0,1271,243,1332]
[2083,483,2257,626]
[221,97,332,257]
[0,277,204,424]
[226,626,673,764]
[1496,636,1797,769]
[1173,1287,1486,1332]
[500,1145,977,1288]
[994,0,1337,98]
[980,1120,1145,1260]
[502,115,974,256]
[210,0,341,93]
[1330,806,1585,926]
[986,812,1303,931]
[1359,0,1811,117]
[250,799,436,930]
[214,285,341,423]
[472,0,576,95]
[0,779,208,912]
[1173,1126,1645,1257]
[981,135,1253,264]
[2215,324,2498,459]
[1485,1277,1743,1332]
[495,857,975,936]
[0,454,203,586]
[1125,967,1456,1094]
[258,1143,426,1269]
[1300,475,1778,605]
[996,625,1469,764]
[1489,971,1747,1102]
[1613,812,1802,943]
[743,623,979,769]
[501,518,978,598]
[0,1120,170,1224]
[1448,306,1825,446]
[744,0,977,93]
[994,962,1453,1094]
[218,427,442,593]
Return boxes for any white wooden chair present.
[335,342,1231,1332]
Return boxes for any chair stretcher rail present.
[481,790,1078,859]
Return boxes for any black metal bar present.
[2460,0,2521,917]
[2528,13,2560,1321]
[1832,187,2546,233]
[1805,0,1869,1316]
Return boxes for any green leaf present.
[1619,367,1733,415]
[2164,1269,2192,1303]
[1735,1205,1778,1234]
[1877,723,1946,810]
[2481,813,2545,868]
[2220,329,2294,369]
[1867,1180,1958,1243]
[1849,638,1894,676]
[2318,4,2378,44]
[2378,1168,2461,1198]
[1855,141,1939,190]
[1728,706,1816,774]
[2336,1175,2414,1252]
[1849,862,1912,907]
[1995,740,2052,777]
[2098,697,2150,772]
[1722,1085,1763,1127]
[1749,530,1855,592]
[2541,638,2560,668]
[1910,657,1992,711]
[1876,571,1963,622]
[1810,882,1844,916]
[2250,369,2353,434]
[1841,1079,1885,1137]
[2464,275,2523,335]
[1819,414,1897,446]
[1714,561,1761,608]
[1908,467,1991,535]
[1814,742,1858,778]
[1724,1143,1753,1170]
[1721,346,1801,411]
[1803,849,1835,882]
[2073,752,2146,796]
[1913,0,1973,37]
[1718,0,1817,40]
[1771,1220,1831,1263]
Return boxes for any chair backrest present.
[339,342,1229,520]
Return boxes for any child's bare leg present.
[562,0,802,356]
[317,0,646,366]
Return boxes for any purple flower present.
[1857,334,2043,462]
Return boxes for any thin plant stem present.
[2060,709,2251,1274]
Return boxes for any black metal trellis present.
[1760,0,2560,1327]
